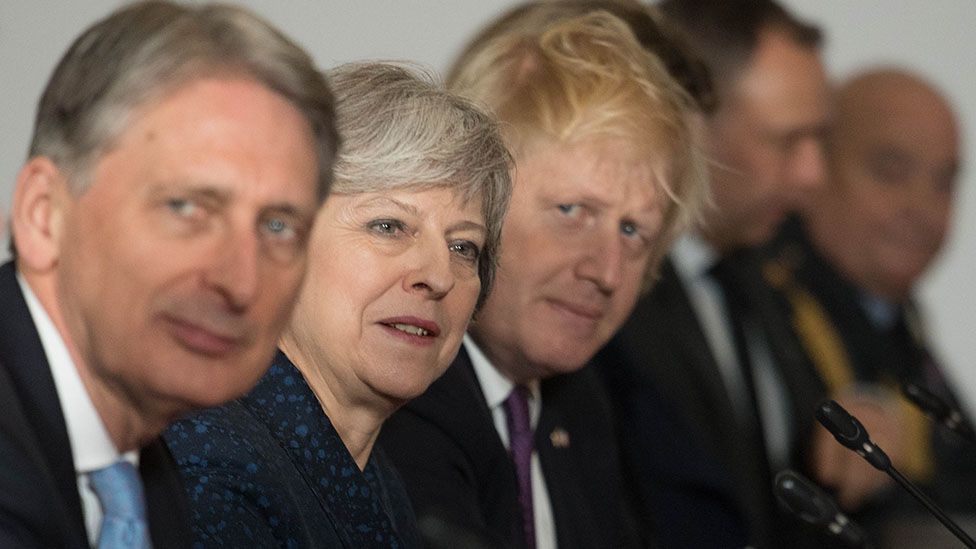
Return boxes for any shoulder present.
[165,402,333,547]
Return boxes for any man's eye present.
[449,240,481,263]
[621,222,639,237]
[262,216,297,240]
[368,219,405,235]
[557,204,580,216]
[167,198,198,217]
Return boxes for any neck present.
[24,269,160,452]
[279,337,387,471]
[467,330,533,384]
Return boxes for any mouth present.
[388,323,434,337]
[547,299,603,321]
[378,316,441,345]
[162,315,246,358]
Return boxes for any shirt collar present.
[463,334,540,410]
[859,290,900,331]
[16,272,129,472]
[671,232,720,281]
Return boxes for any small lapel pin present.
[550,427,570,448]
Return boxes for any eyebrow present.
[448,219,487,236]
[155,182,314,218]
[357,195,486,235]
[356,195,421,216]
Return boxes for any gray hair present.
[327,62,512,310]
[29,0,338,200]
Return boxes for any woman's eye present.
[621,222,639,237]
[449,240,481,263]
[368,219,405,236]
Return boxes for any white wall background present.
[1,1,974,410]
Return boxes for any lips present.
[162,314,247,357]
[378,316,441,344]
[547,298,603,321]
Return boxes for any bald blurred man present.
[764,68,976,539]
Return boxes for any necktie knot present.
[89,460,152,549]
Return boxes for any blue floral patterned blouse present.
[165,351,422,548]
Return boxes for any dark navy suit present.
[166,351,421,548]
[379,347,642,549]
[597,256,828,548]
[0,261,191,548]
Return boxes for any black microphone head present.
[774,470,871,548]
[816,399,868,450]
[903,381,951,420]
[774,470,833,524]
[815,399,891,471]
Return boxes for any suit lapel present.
[644,261,742,444]
[441,350,525,547]
[140,439,191,548]
[649,258,782,546]
[535,375,591,548]
[0,262,88,544]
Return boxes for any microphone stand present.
[816,399,976,549]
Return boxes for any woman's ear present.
[11,156,72,273]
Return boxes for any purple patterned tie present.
[504,384,536,549]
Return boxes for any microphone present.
[815,399,976,548]
[773,469,870,548]
[902,381,976,443]
[814,399,891,470]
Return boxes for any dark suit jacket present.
[165,351,422,548]
[596,256,827,548]
[379,347,641,549]
[0,261,191,548]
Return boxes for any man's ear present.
[11,157,72,272]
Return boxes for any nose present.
[789,137,827,192]
[576,227,624,294]
[204,226,260,310]
[404,240,456,300]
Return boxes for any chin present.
[377,372,440,405]
[531,348,591,379]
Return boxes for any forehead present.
[90,76,319,203]
[517,137,660,208]
[727,29,829,130]
[844,88,959,162]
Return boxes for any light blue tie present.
[88,460,153,549]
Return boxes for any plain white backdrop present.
[1,0,974,411]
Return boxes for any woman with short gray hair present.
[165,62,512,548]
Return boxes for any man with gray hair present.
[0,2,337,547]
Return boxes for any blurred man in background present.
[764,68,975,545]
[596,0,831,546]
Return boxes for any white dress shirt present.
[465,335,557,549]
[670,234,793,470]
[17,273,137,547]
